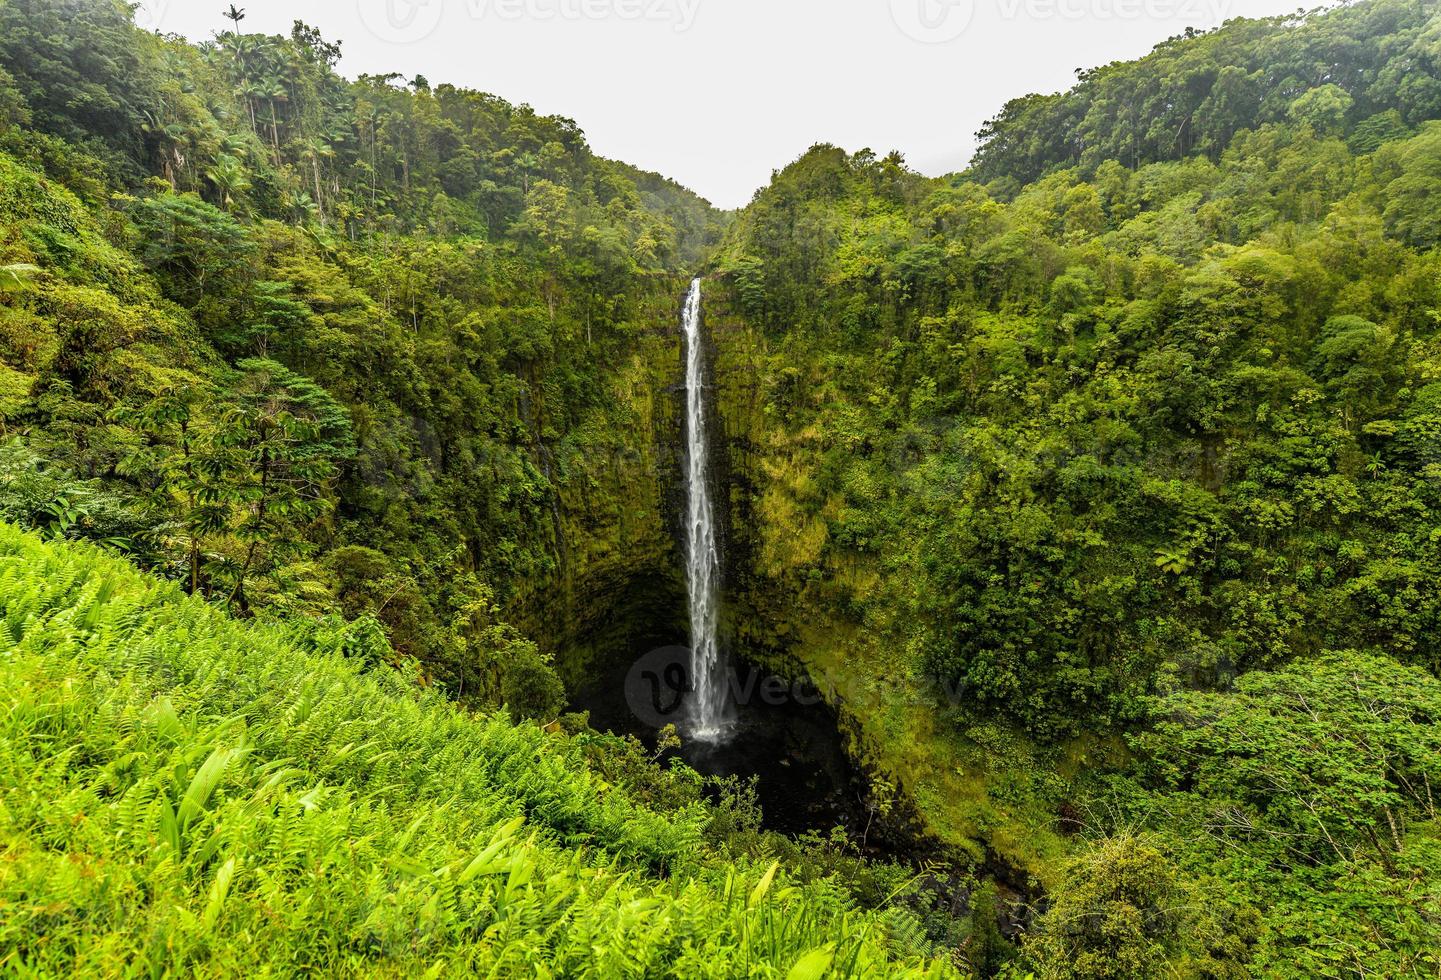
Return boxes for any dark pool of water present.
[571,643,864,837]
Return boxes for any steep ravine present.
[495,276,1049,890]
[516,279,875,838]
[502,281,690,689]
[701,276,1067,883]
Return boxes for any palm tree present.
[288,191,318,227]
[517,150,540,193]
[219,33,262,133]
[264,80,289,163]
[206,154,252,214]
[299,138,334,226]
[218,134,250,162]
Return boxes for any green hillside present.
[0,523,955,976]
[971,0,1440,187]
[703,0,1441,972]
[0,0,723,713]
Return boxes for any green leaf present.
[787,947,833,980]
[178,744,241,832]
[201,857,237,933]
[749,860,780,909]
[158,797,181,857]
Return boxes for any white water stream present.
[681,278,731,741]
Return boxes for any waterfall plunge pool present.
[570,640,867,838]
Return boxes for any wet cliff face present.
[489,276,1004,862]
[700,278,1066,878]
[502,282,690,689]
[492,278,1047,870]
[511,281,868,839]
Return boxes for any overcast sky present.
[138,0,1314,209]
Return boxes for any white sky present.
[139,0,1314,209]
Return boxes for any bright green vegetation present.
[0,524,957,976]
[0,3,967,975]
[0,0,719,712]
[4,0,1441,975]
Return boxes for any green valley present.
[3,0,1441,975]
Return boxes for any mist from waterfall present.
[681,278,731,742]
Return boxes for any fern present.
[0,525,958,978]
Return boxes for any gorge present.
[568,276,873,839]
[4,0,1441,975]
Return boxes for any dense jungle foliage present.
[3,0,1441,976]
[0,0,724,715]
[709,0,1441,973]
[718,0,1441,741]
[0,526,958,976]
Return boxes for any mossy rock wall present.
[506,280,691,689]
[702,277,1066,880]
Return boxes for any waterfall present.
[681,278,731,742]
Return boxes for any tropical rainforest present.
[1,0,1439,976]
